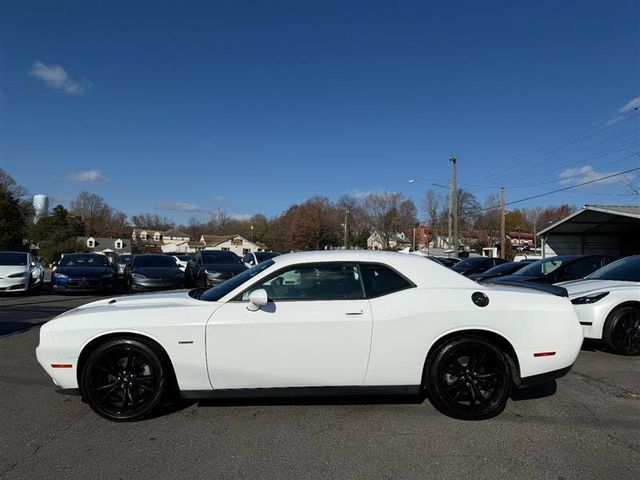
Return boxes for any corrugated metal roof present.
[538,205,640,237]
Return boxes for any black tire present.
[80,338,167,421]
[603,306,640,356]
[425,336,512,420]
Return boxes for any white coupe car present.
[560,255,640,356]
[36,251,583,421]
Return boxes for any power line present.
[470,110,639,185]
[479,166,640,211]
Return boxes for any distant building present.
[33,194,49,222]
[367,231,411,250]
[78,237,131,254]
[200,234,265,257]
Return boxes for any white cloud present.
[66,169,107,183]
[558,165,620,186]
[158,201,203,212]
[229,213,252,221]
[29,60,87,95]
[606,115,625,126]
[618,96,640,114]
[211,195,225,202]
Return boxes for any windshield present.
[514,257,568,276]
[201,251,242,264]
[59,254,109,267]
[174,254,191,261]
[254,252,280,262]
[452,258,488,273]
[198,260,275,301]
[586,256,640,282]
[483,262,520,275]
[134,255,178,267]
[0,252,28,266]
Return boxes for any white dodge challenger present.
[559,255,640,356]
[37,250,583,421]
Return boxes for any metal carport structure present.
[537,205,640,257]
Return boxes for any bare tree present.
[131,213,175,231]
[362,192,417,248]
[70,191,116,236]
[423,190,444,244]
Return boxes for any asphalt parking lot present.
[1,287,639,480]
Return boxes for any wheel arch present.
[422,329,522,386]
[76,331,178,392]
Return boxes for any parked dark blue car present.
[51,253,117,293]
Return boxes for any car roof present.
[270,250,474,288]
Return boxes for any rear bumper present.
[519,364,573,387]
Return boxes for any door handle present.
[345,310,364,316]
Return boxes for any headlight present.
[206,271,222,278]
[53,273,69,279]
[8,271,29,278]
[131,273,147,279]
[571,292,610,305]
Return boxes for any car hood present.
[0,265,29,276]
[132,267,183,278]
[203,262,246,274]
[55,266,113,278]
[53,290,205,319]
[557,279,639,297]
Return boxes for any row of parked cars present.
[51,250,282,294]
[426,253,640,356]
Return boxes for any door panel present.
[207,299,373,389]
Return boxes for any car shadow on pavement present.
[580,339,616,355]
[511,381,557,401]
[0,321,46,337]
[191,393,428,409]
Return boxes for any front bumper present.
[52,278,115,293]
[0,278,29,292]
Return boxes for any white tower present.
[33,194,49,222]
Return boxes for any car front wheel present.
[425,336,512,420]
[80,338,166,421]
[603,306,640,356]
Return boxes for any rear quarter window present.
[360,263,414,298]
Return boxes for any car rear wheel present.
[425,336,512,420]
[603,306,640,356]
[80,338,166,421]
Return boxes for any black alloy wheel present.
[81,338,166,421]
[425,336,512,420]
[604,306,640,356]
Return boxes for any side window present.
[360,263,413,298]
[564,258,603,279]
[242,254,252,264]
[242,263,365,301]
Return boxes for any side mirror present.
[247,289,268,311]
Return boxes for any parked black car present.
[451,256,509,276]
[467,260,535,282]
[186,250,247,287]
[490,255,617,285]
[125,254,185,292]
[51,253,117,293]
[429,256,459,268]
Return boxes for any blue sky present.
[1,0,638,224]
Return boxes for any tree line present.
[0,168,582,262]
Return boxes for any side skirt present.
[181,385,422,400]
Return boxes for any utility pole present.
[449,155,458,256]
[447,178,453,250]
[500,187,506,259]
[343,210,349,249]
